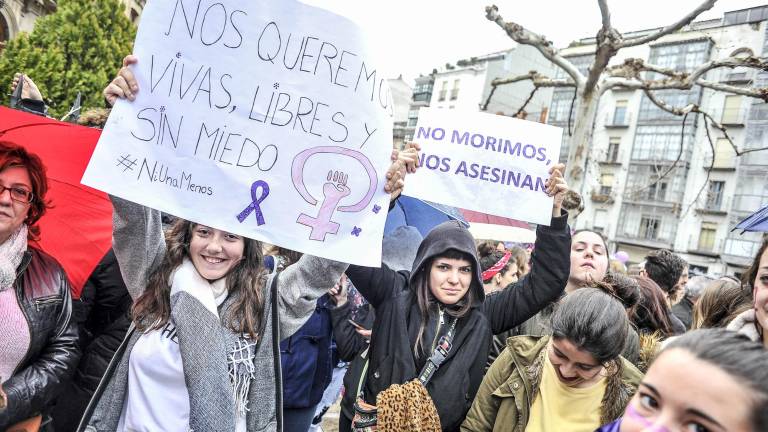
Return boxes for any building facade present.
[0,0,144,51]
[404,44,556,143]
[388,76,413,149]
[556,6,768,276]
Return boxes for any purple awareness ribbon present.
[236,180,270,225]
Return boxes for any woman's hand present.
[104,55,139,107]
[545,163,568,218]
[328,275,348,307]
[10,73,43,101]
[384,142,421,202]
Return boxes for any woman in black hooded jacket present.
[342,164,571,431]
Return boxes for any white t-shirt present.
[117,291,246,432]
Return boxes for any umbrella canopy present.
[733,204,768,233]
[385,195,467,237]
[0,106,111,298]
[460,208,536,243]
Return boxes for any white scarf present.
[169,258,257,419]
[0,225,28,291]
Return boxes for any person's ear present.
[493,273,503,286]
[639,268,647,277]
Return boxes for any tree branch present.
[514,87,540,118]
[602,56,768,100]
[486,5,586,87]
[618,0,718,48]
[481,71,575,111]
[586,0,622,93]
[681,115,716,218]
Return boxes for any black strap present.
[417,317,458,385]
[270,273,283,431]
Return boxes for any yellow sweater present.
[524,355,606,432]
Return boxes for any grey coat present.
[78,197,348,431]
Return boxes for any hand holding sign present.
[545,163,568,217]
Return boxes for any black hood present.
[408,220,484,303]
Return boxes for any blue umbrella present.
[385,195,468,237]
[733,204,768,233]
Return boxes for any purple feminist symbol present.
[292,146,378,241]
[236,180,270,226]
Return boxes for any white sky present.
[305,0,768,84]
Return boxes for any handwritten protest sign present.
[403,108,562,226]
[82,0,394,266]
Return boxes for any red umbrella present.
[0,106,111,298]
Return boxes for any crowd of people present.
[1,56,768,432]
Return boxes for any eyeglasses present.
[0,184,34,204]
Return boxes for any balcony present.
[695,195,730,216]
[604,111,632,128]
[687,236,723,258]
[591,189,615,204]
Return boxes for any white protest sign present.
[403,108,562,225]
[82,0,394,266]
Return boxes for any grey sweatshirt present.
[80,197,348,432]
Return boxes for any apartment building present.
[556,6,768,275]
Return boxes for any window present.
[640,216,661,240]
[548,89,576,123]
[594,210,608,231]
[607,137,620,162]
[438,81,448,102]
[407,118,417,127]
[706,181,725,209]
[600,173,614,195]
[408,109,419,119]
[450,79,460,100]
[713,138,735,168]
[645,182,668,201]
[631,125,694,161]
[612,100,628,125]
[698,222,717,251]
[722,95,742,124]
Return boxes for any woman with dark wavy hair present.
[77,56,408,432]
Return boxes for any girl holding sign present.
[77,57,412,432]
[341,163,571,431]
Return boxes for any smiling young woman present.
[462,288,642,432]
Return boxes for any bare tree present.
[483,0,768,201]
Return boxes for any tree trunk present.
[565,87,600,197]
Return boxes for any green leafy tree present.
[0,0,135,118]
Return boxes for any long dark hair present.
[412,249,479,357]
[663,329,768,431]
[132,219,268,338]
[551,287,629,364]
[631,276,673,337]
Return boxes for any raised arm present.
[345,263,409,308]
[273,255,348,338]
[110,195,166,300]
[482,163,571,334]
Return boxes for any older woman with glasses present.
[0,142,80,429]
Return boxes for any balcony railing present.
[732,194,768,214]
[688,236,723,256]
[604,111,632,128]
[695,195,730,215]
